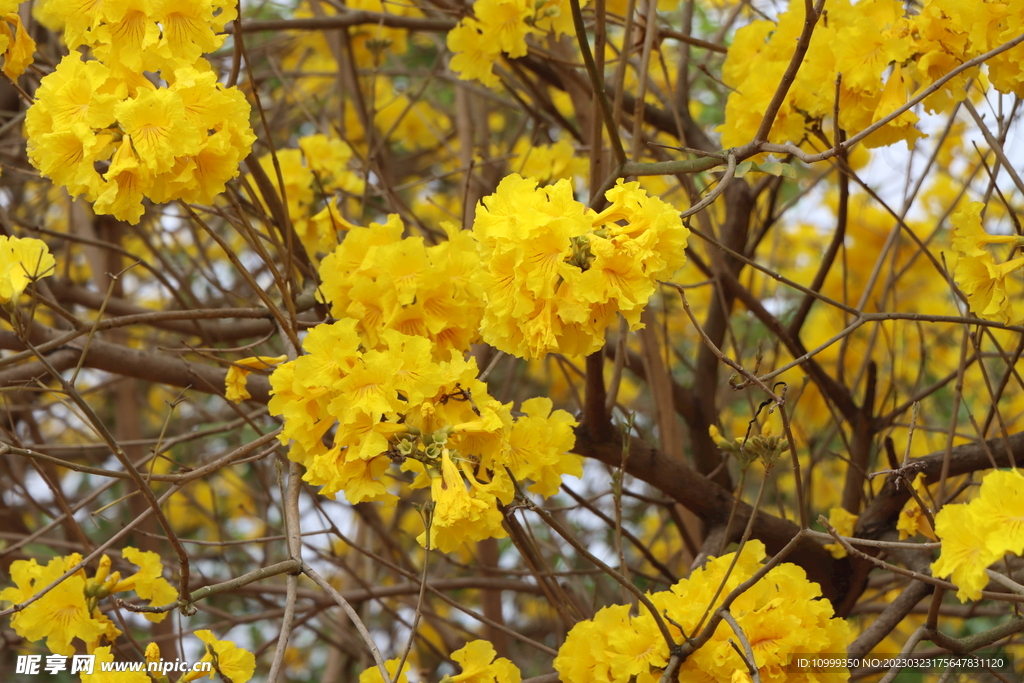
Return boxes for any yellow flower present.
[157,0,228,64]
[1,13,36,79]
[0,555,108,656]
[94,139,150,224]
[896,474,937,541]
[224,355,288,403]
[115,88,201,173]
[931,501,999,602]
[954,253,1024,325]
[865,63,925,149]
[447,19,502,87]
[358,657,410,683]
[971,469,1024,558]
[0,236,56,303]
[422,450,507,552]
[449,639,521,682]
[607,613,669,681]
[32,55,123,132]
[506,396,580,496]
[554,604,630,682]
[112,547,178,622]
[472,0,535,59]
[82,646,150,683]
[950,202,1024,257]
[184,631,256,683]
[95,0,160,73]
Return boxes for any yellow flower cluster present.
[949,201,1024,325]
[318,216,484,359]
[247,134,365,260]
[473,174,689,359]
[931,469,1024,602]
[446,0,577,87]
[269,319,579,552]
[0,548,177,656]
[26,0,256,224]
[359,640,520,683]
[0,235,55,304]
[719,0,1024,149]
[554,540,850,683]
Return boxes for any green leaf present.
[779,163,797,179]
[759,161,783,176]
[735,160,754,177]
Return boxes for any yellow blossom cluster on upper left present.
[26,0,256,224]
[0,548,177,656]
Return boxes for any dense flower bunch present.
[949,201,1024,325]
[446,0,577,87]
[359,640,521,683]
[0,549,177,655]
[554,540,850,683]
[318,216,484,358]
[0,235,55,303]
[26,0,256,224]
[931,469,1024,601]
[473,174,689,359]
[269,319,579,552]
[247,134,365,260]
[719,0,1024,149]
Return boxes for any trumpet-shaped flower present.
[224,355,288,403]
[954,253,1024,325]
[447,19,502,87]
[116,89,201,173]
[0,555,108,656]
[931,501,999,602]
[449,639,522,682]
[185,631,256,683]
[0,236,56,303]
